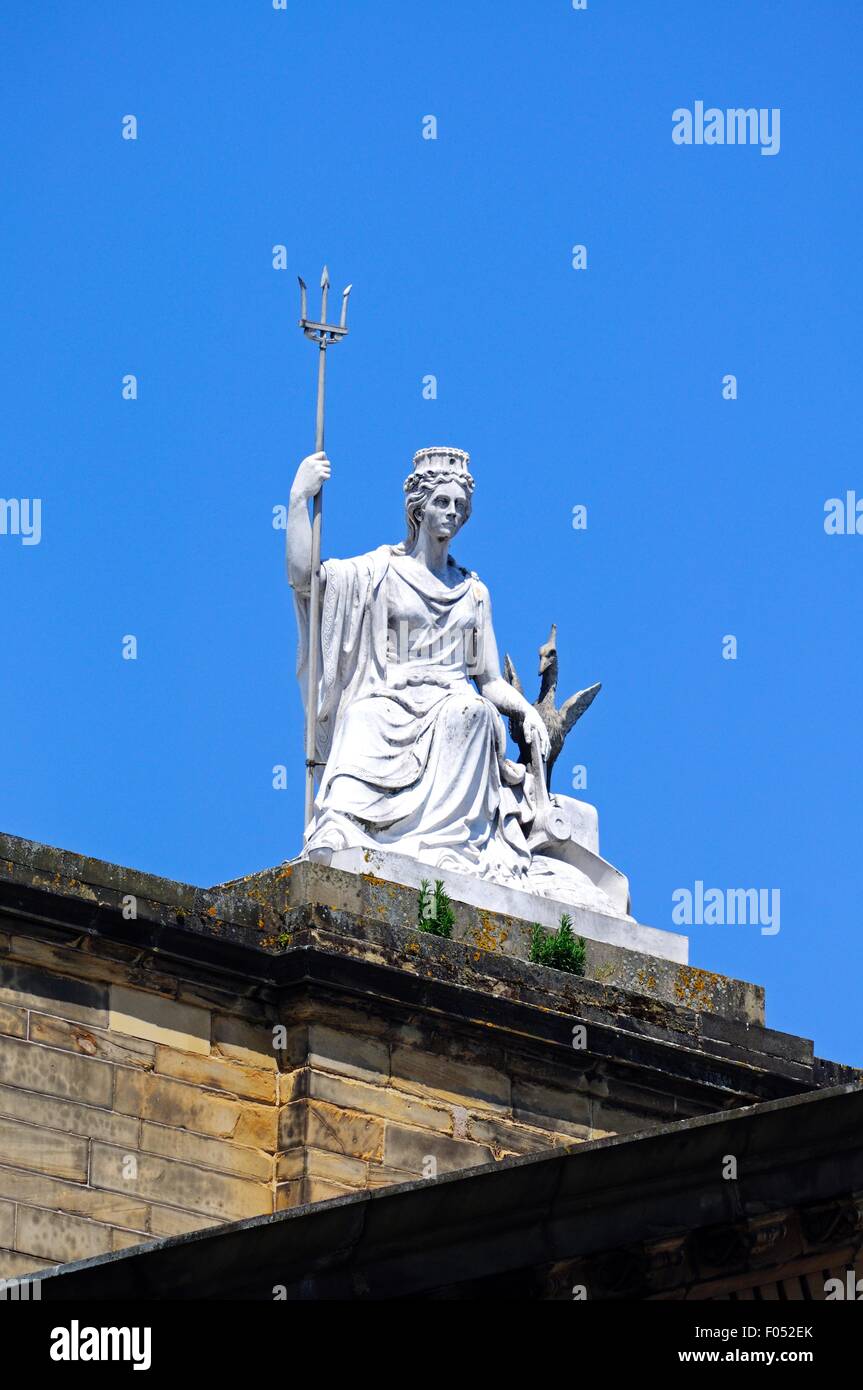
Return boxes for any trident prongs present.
[340,284,352,329]
[319,265,329,326]
[298,266,351,344]
[296,265,352,826]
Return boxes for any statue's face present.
[420,481,469,542]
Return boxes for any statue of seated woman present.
[286,446,623,916]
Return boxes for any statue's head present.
[402,447,475,551]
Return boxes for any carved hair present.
[401,466,476,551]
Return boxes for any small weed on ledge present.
[417,879,454,938]
[529,913,586,976]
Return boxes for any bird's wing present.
[503,652,524,695]
[560,681,601,732]
[502,654,532,762]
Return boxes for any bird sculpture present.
[503,624,600,791]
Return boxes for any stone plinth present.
[290,845,682,961]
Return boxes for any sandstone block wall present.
[0,837,849,1283]
[0,928,280,1277]
[0,917,721,1278]
[273,995,712,1209]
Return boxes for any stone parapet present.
[0,830,855,1279]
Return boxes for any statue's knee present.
[440,692,487,736]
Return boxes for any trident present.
[297,267,352,826]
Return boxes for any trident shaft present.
[298,267,351,826]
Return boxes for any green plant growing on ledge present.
[417,878,455,938]
[529,913,586,976]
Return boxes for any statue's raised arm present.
[286,452,330,595]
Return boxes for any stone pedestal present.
[295,845,684,962]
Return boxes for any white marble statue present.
[287,446,626,918]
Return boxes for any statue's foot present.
[306,845,334,866]
[304,822,351,865]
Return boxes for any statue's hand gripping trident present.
[296,267,351,826]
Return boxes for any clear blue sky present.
[2,1,861,1065]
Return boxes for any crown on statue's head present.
[410,446,471,476]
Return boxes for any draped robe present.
[293,543,618,910]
